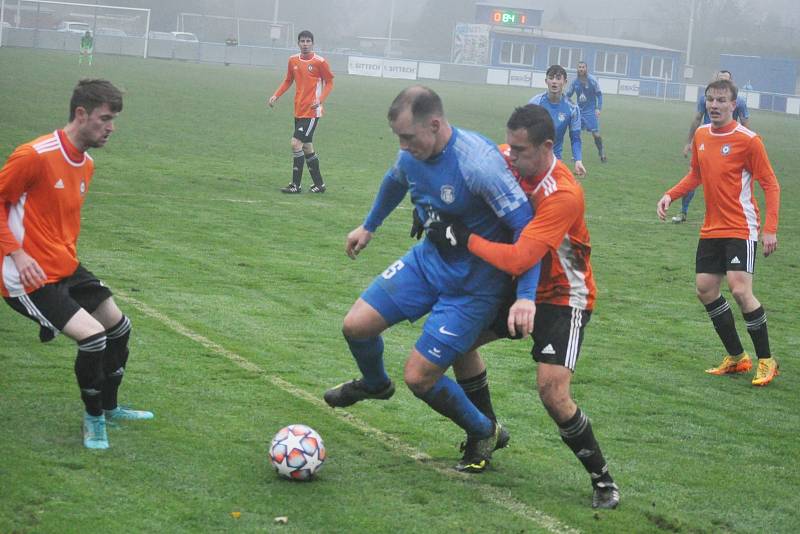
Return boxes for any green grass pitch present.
[1,47,798,533]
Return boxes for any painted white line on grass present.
[117,291,579,534]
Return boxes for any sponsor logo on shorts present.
[428,347,442,358]
[438,325,459,337]
[541,343,556,355]
[730,256,741,264]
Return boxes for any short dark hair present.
[69,79,123,122]
[706,79,738,101]
[387,85,443,123]
[298,30,314,42]
[506,104,555,145]
[546,64,567,79]
[718,69,733,79]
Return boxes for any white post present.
[143,7,150,58]
[685,0,696,75]
[0,0,5,48]
[272,0,279,22]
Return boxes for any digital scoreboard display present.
[491,10,527,26]
[475,4,542,28]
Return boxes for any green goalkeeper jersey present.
[81,34,93,49]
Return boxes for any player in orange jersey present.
[658,78,781,387]
[268,30,334,194]
[0,79,153,450]
[428,104,619,509]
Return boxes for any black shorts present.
[695,238,756,274]
[4,264,112,340]
[490,301,591,372]
[293,117,320,143]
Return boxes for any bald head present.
[387,85,444,123]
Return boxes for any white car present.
[170,31,198,43]
[96,27,127,37]
[56,21,90,34]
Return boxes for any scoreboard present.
[475,4,543,28]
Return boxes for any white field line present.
[117,291,579,534]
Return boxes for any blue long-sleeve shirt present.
[528,93,583,161]
[363,126,540,299]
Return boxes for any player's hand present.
[310,102,320,110]
[682,143,691,158]
[345,226,373,259]
[574,161,587,177]
[595,109,601,117]
[425,219,471,250]
[507,298,535,337]
[410,208,424,240]
[657,194,672,220]
[268,95,277,107]
[9,249,46,289]
[762,233,778,257]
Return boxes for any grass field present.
[1,47,798,533]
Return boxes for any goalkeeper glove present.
[410,208,424,240]
[425,219,471,249]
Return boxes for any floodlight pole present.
[272,0,279,22]
[0,0,5,48]
[684,0,696,78]
[386,0,395,57]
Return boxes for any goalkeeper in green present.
[79,31,93,66]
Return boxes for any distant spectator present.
[79,30,93,66]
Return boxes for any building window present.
[547,46,583,70]
[595,50,628,75]
[640,55,673,80]
[500,41,535,66]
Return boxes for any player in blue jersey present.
[675,70,751,223]
[529,65,586,177]
[567,61,607,163]
[324,86,540,473]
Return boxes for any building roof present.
[492,26,680,53]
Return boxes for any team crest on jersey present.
[440,185,456,204]
[721,144,731,155]
[80,180,86,195]
[558,112,566,123]
[308,65,314,72]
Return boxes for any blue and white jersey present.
[362,127,533,297]
[696,93,749,124]
[567,75,603,113]
[528,93,583,161]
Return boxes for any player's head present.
[545,65,567,95]
[717,70,733,81]
[387,85,448,161]
[84,30,91,37]
[297,30,314,53]
[505,104,555,178]
[577,61,588,77]
[704,79,738,127]
[68,79,123,149]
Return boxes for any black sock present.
[558,408,613,486]
[743,306,771,358]
[704,296,744,356]
[305,152,324,187]
[457,370,496,422]
[594,136,604,155]
[102,316,131,411]
[75,333,107,416]
[292,149,304,186]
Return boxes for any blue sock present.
[345,335,390,390]
[681,190,695,214]
[416,376,493,437]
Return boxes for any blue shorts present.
[580,111,599,133]
[361,250,504,367]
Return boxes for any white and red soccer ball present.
[269,424,326,481]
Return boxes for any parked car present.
[96,27,127,37]
[170,31,198,43]
[148,31,175,40]
[56,21,90,34]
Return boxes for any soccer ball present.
[269,424,326,481]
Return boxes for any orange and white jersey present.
[470,147,596,311]
[0,130,93,297]
[273,53,334,118]
[667,121,780,240]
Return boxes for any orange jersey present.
[469,146,596,310]
[667,121,780,240]
[273,53,334,118]
[0,131,93,297]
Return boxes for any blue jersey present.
[566,75,603,113]
[362,127,534,298]
[696,93,749,124]
[528,93,583,161]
